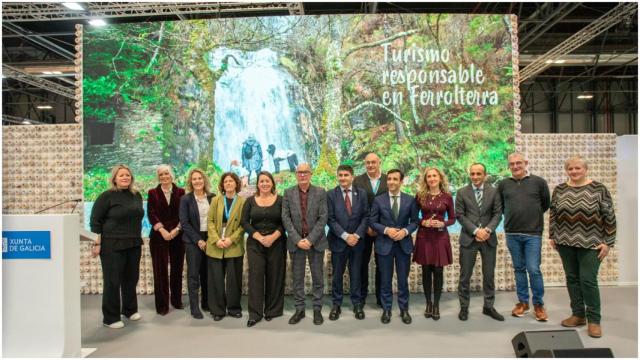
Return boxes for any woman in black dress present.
[242,171,287,327]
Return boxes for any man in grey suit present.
[282,163,328,325]
[455,163,504,321]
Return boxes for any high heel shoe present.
[424,302,433,318]
[432,304,440,321]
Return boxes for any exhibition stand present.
[2,214,81,357]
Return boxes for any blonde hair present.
[109,164,138,193]
[417,167,449,200]
[185,168,212,195]
[564,155,589,170]
[156,164,175,182]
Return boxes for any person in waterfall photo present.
[241,134,263,184]
[267,144,299,174]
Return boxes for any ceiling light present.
[51,71,63,75]
[42,71,53,75]
[545,60,553,64]
[37,105,53,110]
[554,59,566,64]
[22,120,32,125]
[88,19,107,26]
[62,2,85,11]
[577,94,594,100]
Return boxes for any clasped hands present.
[157,223,179,241]
[297,238,313,250]
[474,228,491,242]
[255,232,278,248]
[421,219,445,229]
[386,227,408,241]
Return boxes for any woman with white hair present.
[90,164,144,329]
[147,164,186,315]
[550,156,616,338]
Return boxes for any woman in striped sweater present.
[549,156,616,339]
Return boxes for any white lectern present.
[2,214,81,357]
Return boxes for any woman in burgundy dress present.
[414,167,455,320]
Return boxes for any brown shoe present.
[561,315,586,327]
[534,305,548,322]
[511,302,530,317]
[588,323,602,338]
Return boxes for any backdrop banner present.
[83,14,518,233]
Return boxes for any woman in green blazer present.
[206,172,246,321]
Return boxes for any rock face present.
[84,104,164,174]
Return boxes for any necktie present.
[392,195,399,220]
[475,188,483,208]
[344,189,352,216]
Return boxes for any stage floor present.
[81,286,637,357]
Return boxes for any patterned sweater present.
[549,181,616,248]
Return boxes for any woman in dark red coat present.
[414,167,455,321]
[147,164,186,315]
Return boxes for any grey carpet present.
[81,286,637,357]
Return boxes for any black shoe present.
[354,304,365,320]
[246,319,261,327]
[289,310,305,325]
[376,300,383,308]
[313,310,323,325]
[191,311,204,319]
[381,310,391,324]
[483,307,505,321]
[432,305,440,321]
[424,302,433,318]
[228,311,242,318]
[202,305,210,312]
[213,314,225,321]
[400,310,412,324]
[329,305,341,321]
[264,315,272,321]
[459,307,469,321]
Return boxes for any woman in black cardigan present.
[179,168,215,319]
[90,164,144,329]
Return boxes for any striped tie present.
[475,188,483,208]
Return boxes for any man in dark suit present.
[282,163,328,325]
[455,163,504,321]
[369,169,419,324]
[327,164,369,321]
[353,152,387,307]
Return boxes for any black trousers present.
[247,237,286,321]
[207,256,244,317]
[360,234,381,304]
[100,246,141,325]
[185,232,209,314]
[458,241,497,308]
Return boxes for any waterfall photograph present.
[83,13,516,214]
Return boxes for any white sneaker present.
[128,312,142,321]
[103,321,125,329]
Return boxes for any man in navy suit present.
[369,169,419,324]
[327,164,369,321]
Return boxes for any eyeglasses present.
[296,171,311,176]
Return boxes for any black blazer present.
[455,183,502,247]
[179,192,215,245]
[353,173,388,206]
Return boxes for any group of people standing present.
[89,152,615,338]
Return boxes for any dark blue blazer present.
[327,185,369,253]
[179,192,215,245]
[369,192,419,256]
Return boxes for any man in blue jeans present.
[498,153,550,321]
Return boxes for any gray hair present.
[507,152,527,162]
[156,164,175,182]
[564,156,589,170]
